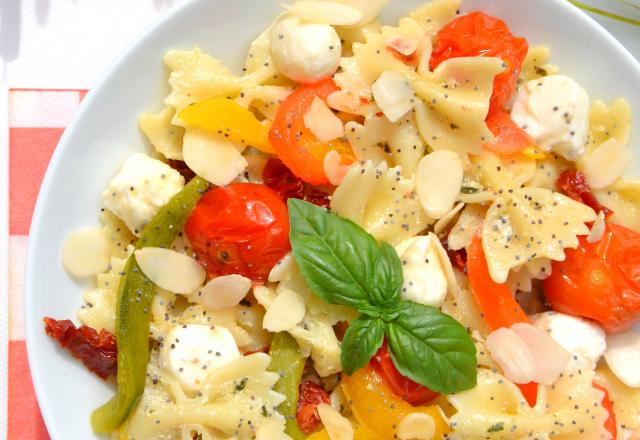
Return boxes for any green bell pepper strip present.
[268,332,307,440]
[91,176,209,433]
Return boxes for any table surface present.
[0,1,638,439]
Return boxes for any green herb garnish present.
[461,185,480,194]
[288,199,477,394]
[488,422,505,433]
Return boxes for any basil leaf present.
[387,301,477,394]
[340,315,386,375]
[288,199,398,315]
[370,242,403,311]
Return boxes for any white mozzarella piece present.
[160,324,240,391]
[605,328,640,388]
[396,235,448,307]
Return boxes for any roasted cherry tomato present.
[484,111,535,155]
[431,12,528,115]
[556,170,611,215]
[370,341,439,406]
[269,78,355,185]
[592,382,618,439]
[262,157,331,208]
[296,380,331,435]
[544,221,640,333]
[185,183,290,282]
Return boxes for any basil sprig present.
[288,199,477,394]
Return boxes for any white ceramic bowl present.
[25,0,640,438]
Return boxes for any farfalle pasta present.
[48,0,640,439]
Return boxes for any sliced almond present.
[263,287,306,332]
[304,97,345,143]
[134,248,205,294]
[434,202,465,235]
[486,327,536,384]
[195,275,252,310]
[447,204,486,251]
[416,150,464,219]
[396,412,436,440]
[581,138,632,189]
[511,322,570,385]
[605,329,640,388]
[335,0,388,27]
[255,418,290,440]
[317,403,354,440]
[62,227,112,278]
[268,253,295,283]
[587,211,606,244]
[386,35,419,56]
[323,150,353,186]
[417,36,433,77]
[371,71,415,123]
[283,1,363,26]
[183,128,247,186]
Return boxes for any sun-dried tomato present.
[556,170,611,216]
[262,157,331,208]
[167,159,196,182]
[43,318,117,379]
[296,380,331,434]
[440,235,467,271]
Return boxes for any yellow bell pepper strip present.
[91,176,210,433]
[306,418,379,440]
[268,332,307,440]
[178,96,274,153]
[341,364,450,439]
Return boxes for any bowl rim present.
[23,0,640,438]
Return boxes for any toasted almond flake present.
[183,128,247,186]
[304,97,345,143]
[268,253,295,283]
[62,227,111,278]
[396,412,436,440]
[447,204,486,251]
[434,202,465,235]
[323,150,353,186]
[262,287,306,332]
[195,275,252,310]
[317,403,354,440]
[283,1,363,26]
[587,211,606,243]
[416,151,464,219]
[511,322,570,385]
[486,327,537,384]
[335,0,388,27]
[386,34,419,56]
[581,138,632,189]
[372,71,415,123]
[604,329,640,388]
[134,248,205,294]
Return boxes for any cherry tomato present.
[440,235,467,271]
[592,382,618,439]
[185,183,290,282]
[269,78,355,185]
[431,12,528,115]
[296,380,331,435]
[544,221,640,333]
[556,170,611,215]
[262,157,331,209]
[484,111,535,155]
[370,341,439,406]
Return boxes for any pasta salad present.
[46,0,640,439]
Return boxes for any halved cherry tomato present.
[262,157,331,208]
[430,12,528,115]
[341,364,450,439]
[543,221,640,333]
[269,78,355,185]
[370,341,439,406]
[466,230,538,406]
[556,170,611,216]
[185,183,290,282]
[296,380,331,435]
[484,111,535,155]
[592,382,618,439]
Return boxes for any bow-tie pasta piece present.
[519,45,558,83]
[138,106,185,160]
[409,0,461,35]
[331,161,433,244]
[594,180,640,233]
